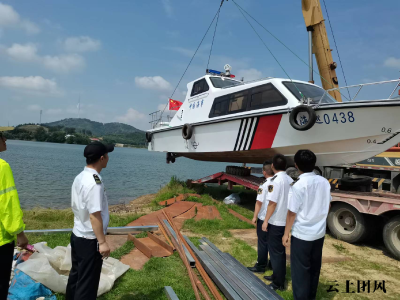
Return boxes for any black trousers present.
[291,236,325,300]
[0,241,14,300]
[66,233,103,300]
[267,224,286,287]
[256,218,269,268]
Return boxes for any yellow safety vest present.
[0,158,25,246]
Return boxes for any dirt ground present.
[229,228,399,299]
[109,194,156,215]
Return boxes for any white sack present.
[17,243,130,296]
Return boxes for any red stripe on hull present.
[250,114,282,150]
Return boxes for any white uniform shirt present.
[266,171,293,226]
[288,172,331,241]
[71,167,110,239]
[256,177,272,221]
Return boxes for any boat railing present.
[239,77,274,87]
[149,110,172,129]
[322,79,400,103]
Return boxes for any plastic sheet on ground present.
[223,193,240,205]
[8,269,56,300]
[17,242,130,296]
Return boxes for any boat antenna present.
[158,2,226,122]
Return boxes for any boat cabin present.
[154,73,337,130]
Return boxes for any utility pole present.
[40,110,42,125]
[78,95,81,119]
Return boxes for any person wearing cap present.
[66,141,114,300]
[0,132,29,300]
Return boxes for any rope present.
[232,0,304,98]
[159,6,223,119]
[207,8,221,70]
[322,0,351,100]
[232,0,350,101]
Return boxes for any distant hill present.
[44,118,144,136]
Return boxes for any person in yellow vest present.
[0,132,28,300]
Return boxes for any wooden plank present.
[147,232,174,253]
[157,221,175,250]
[228,209,255,227]
[128,234,152,258]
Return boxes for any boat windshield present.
[283,82,337,104]
[210,77,243,88]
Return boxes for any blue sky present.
[0,0,399,130]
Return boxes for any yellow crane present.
[302,0,342,102]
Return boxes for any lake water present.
[1,140,244,209]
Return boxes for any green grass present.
[332,242,347,253]
[98,252,195,300]
[110,240,135,260]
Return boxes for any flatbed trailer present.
[193,171,400,260]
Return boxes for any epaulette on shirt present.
[290,178,300,186]
[93,174,102,184]
[270,175,277,182]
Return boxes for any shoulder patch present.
[268,185,274,192]
[93,174,102,184]
[270,175,277,182]
[290,178,300,186]
[257,187,263,195]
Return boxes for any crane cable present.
[159,2,224,121]
[207,3,222,70]
[232,0,304,98]
[231,0,350,101]
[322,0,351,100]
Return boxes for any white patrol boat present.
[146,66,400,166]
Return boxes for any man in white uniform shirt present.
[247,160,274,273]
[262,154,293,291]
[283,150,331,300]
[66,141,114,300]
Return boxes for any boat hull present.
[148,104,400,166]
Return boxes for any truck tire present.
[340,176,372,187]
[327,203,369,243]
[383,215,400,260]
[226,166,251,177]
[289,105,317,131]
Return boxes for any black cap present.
[84,141,114,160]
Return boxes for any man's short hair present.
[294,150,316,173]
[262,160,273,175]
[86,156,101,165]
[272,154,287,171]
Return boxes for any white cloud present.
[21,20,40,35]
[27,104,41,111]
[43,54,85,73]
[161,0,173,18]
[237,68,263,81]
[5,43,39,61]
[116,108,146,127]
[135,76,172,90]
[63,36,101,53]
[0,3,40,34]
[0,76,62,96]
[384,57,400,69]
[2,43,85,73]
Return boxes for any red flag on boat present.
[169,99,183,110]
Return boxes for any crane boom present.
[302,0,342,102]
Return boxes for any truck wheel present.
[383,215,400,260]
[226,166,251,176]
[340,176,372,187]
[327,203,368,243]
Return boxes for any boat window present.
[210,77,243,88]
[283,82,337,104]
[209,91,248,117]
[249,84,288,109]
[191,79,209,97]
